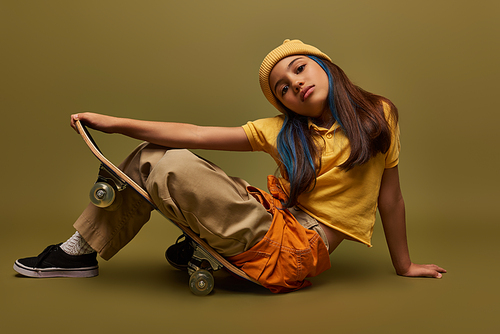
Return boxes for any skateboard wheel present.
[89,182,115,208]
[189,269,214,296]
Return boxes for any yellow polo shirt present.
[242,103,400,246]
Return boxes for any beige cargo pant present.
[74,143,273,260]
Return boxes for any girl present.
[14,39,446,293]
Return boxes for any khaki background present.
[1,0,499,333]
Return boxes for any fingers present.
[430,264,447,279]
[432,270,443,279]
[70,113,80,133]
[425,264,447,278]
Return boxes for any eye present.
[297,64,305,73]
[281,85,289,96]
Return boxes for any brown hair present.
[325,60,398,170]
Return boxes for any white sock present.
[60,231,95,255]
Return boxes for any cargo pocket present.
[239,250,271,282]
[290,206,329,251]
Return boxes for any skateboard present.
[76,120,259,295]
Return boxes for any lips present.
[300,85,315,102]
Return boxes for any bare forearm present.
[110,118,204,148]
[379,197,411,275]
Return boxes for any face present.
[269,55,330,120]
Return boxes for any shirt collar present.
[308,118,340,134]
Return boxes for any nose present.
[292,79,304,92]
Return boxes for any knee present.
[147,149,208,189]
[146,149,218,210]
[152,149,195,175]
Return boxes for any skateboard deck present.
[76,120,259,295]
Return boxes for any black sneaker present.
[165,235,194,271]
[14,243,99,278]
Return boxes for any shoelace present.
[34,244,60,267]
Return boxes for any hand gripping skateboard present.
[76,120,259,295]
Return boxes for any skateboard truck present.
[89,164,127,210]
[187,241,222,296]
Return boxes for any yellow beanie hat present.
[259,39,332,113]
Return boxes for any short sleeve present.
[241,116,284,154]
[383,102,400,168]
